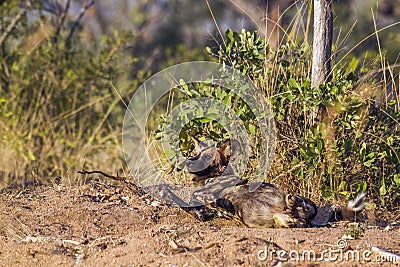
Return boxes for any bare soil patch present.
[0,181,399,267]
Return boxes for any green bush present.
[157,29,399,211]
[0,2,136,186]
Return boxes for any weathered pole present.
[311,0,333,122]
[312,0,333,86]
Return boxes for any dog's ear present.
[230,139,242,160]
[218,139,242,159]
[188,133,208,154]
[218,139,232,158]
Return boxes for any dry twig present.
[78,170,145,195]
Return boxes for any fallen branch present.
[78,170,145,195]
[78,170,126,181]
[77,170,225,222]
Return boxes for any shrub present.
[157,29,399,211]
[0,2,136,186]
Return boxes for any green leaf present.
[164,149,176,160]
[288,78,301,90]
[339,180,346,191]
[379,183,387,196]
[154,131,163,140]
[210,131,221,139]
[360,181,367,192]
[248,124,256,135]
[196,107,204,117]
[363,160,372,167]
[360,143,366,159]
[322,191,332,199]
[226,29,234,44]
[299,146,308,159]
[393,174,400,187]
[346,57,359,74]
[27,151,36,162]
[301,79,310,89]
[223,94,231,106]
[317,140,323,153]
[293,167,303,179]
[341,121,351,129]
[199,117,215,123]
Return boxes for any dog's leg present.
[273,213,304,228]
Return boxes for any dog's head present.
[185,134,236,185]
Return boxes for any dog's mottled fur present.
[216,182,318,227]
[185,135,366,228]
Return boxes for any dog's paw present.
[285,194,303,214]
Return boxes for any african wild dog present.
[185,133,236,186]
[185,134,366,228]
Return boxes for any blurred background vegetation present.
[0,0,399,212]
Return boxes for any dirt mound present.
[0,181,399,266]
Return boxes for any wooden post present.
[311,0,333,122]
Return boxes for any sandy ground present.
[0,179,399,267]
